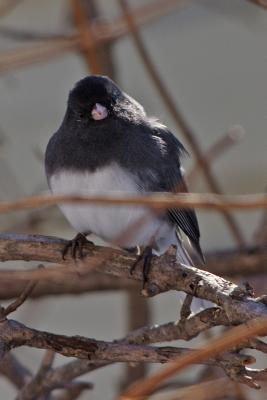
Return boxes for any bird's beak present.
[91,103,108,120]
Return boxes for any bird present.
[45,75,204,284]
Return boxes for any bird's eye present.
[79,112,85,119]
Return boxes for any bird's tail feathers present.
[175,233,213,315]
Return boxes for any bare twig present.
[0,269,137,300]
[55,382,93,400]
[187,125,245,184]
[154,378,235,400]
[0,0,185,74]
[16,350,55,400]
[0,318,252,368]
[122,308,229,345]
[8,307,259,398]
[1,279,37,318]
[0,314,261,396]
[0,192,267,215]
[0,353,32,389]
[179,294,193,320]
[248,0,267,9]
[0,26,67,41]
[254,211,267,245]
[120,318,267,399]
[203,245,267,277]
[0,36,79,74]
[121,290,150,389]
[0,0,23,18]
[0,241,266,301]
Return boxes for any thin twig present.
[0,37,79,74]
[0,0,185,74]
[154,378,235,400]
[0,27,67,41]
[187,125,245,184]
[179,294,193,320]
[1,279,38,318]
[248,0,267,9]
[16,350,55,400]
[1,192,267,215]
[0,353,32,389]
[0,0,23,18]
[120,318,267,399]
[55,382,93,400]
[121,290,150,389]
[253,210,267,245]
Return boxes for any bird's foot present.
[130,246,153,288]
[62,233,92,260]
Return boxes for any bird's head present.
[66,75,146,127]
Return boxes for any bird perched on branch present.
[45,75,204,284]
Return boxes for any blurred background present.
[0,0,267,399]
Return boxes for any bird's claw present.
[62,233,91,260]
[130,246,153,289]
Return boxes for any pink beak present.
[91,103,108,120]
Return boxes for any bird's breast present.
[49,163,161,247]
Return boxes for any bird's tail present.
[175,233,213,315]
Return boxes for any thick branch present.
[0,318,249,368]
[204,245,267,277]
[16,308,228,397]
[0,243,266,300]
[0,234,267,324]
[0,270,136,300]
[21,309,229,394]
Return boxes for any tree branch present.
[0,318,252,369]
[0,241,266,301]
[0,353,31,389]
[0,234,266,324]
[1,192,267,215]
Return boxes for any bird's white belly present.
[49,163,168,248]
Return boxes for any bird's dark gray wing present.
[148,121,204,261]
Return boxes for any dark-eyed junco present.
[45,75,204,281]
